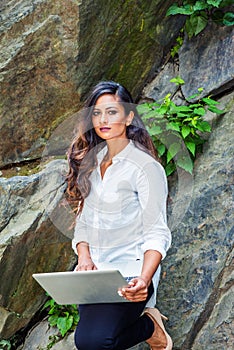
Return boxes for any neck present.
[105,138,129,160]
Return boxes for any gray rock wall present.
[0,2,233,350]
[142,23,234,103]
[0,160,76,339]
[180,23,234,99]
[0,0,183,168]
[133,20,234,350]
[159,93,233,349]
[0,0,81,167]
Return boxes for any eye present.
[92,111,100,117]
[108,110,118,115]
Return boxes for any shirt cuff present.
[141,240,168,260]
[72,238,78,255]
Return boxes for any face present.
[92,94,133,141]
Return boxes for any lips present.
[100,127,111,132]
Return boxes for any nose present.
[100,112,108,124]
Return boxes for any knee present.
[74,329,89,350]
[74,327,114,350]
[75,337,114,350]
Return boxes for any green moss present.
[76,0,179,99]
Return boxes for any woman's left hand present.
[118,277,149,302]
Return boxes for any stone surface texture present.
[141,23,234,105]
[0,0,81,167]
[158,93,234,350]
[18,320,149,350]
[139,28,234,347]
[0,160,76,339]
[0,1,233,349]
[141,61,179,102]
[0,0,183,168]
[180,23,234,99]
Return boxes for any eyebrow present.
[93,106,119,110]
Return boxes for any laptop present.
[32,270,130,305]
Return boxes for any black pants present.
[74,283,154,350]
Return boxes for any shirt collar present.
[97,140,134,165]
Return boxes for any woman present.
[66,81,172,350]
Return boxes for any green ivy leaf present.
[137,104,151,115]
[48,306,58,315]
[177,105,193,112]
[57,315,74,337]
[167,143,181,163]
[207,0,223,7]
[219,0,234,7]
[42,299,54,310]
[191,118,198,127]
[202,97,219,105]
[138,79,222,176]
[0,340,11,350]
[157,143,166,157]
[186,92,201,100]
[142,110,161,120]
[208,105,225,114]
[193,1,209,11]
[185,141,196,156]
[176,155,194,174]
[154,105,168,118]
[73,313,80,325]
[163,94,172,107]
[43,296,79,338]
[177,112,191,118]
[170,76,185,85]
[165,162,176,176]
[223,12,234,26]
[145,125,151,134]
[166,4,181,16]
[196,121,211,132]
[182,125,191,138]
[190,14,208,36]
[48,314,59,327]
[185,18,195,39]
[166,122,181,132]
[188,103,201,108]
[166,4,194,16]
[193,107,206,116]
[150,125,162,135]
[155,105,168,115]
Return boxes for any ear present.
[126,111,134,126]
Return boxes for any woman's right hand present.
[75,241,97,271]
[75,256,97,271]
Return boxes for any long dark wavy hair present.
[66,81,159,215]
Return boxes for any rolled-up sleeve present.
[72,206,88,255]
[136,161,171,259]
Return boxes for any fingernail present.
[118,291,123,297]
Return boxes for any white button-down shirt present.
[72,140,171,306]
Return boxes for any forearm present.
[120,250,162,302]
[75,241,97,270]
[140,250,162,287]
[76,241,91,257]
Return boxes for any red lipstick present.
[100,127,111,132]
